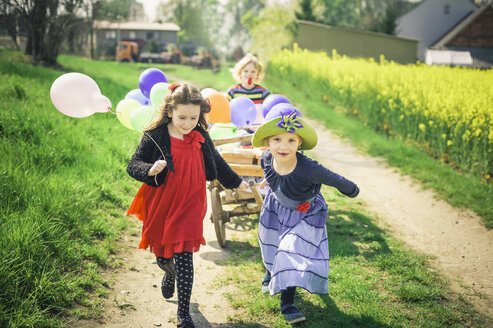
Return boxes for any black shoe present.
[261,270,271,293]
[161,272,175,299]
[177,314,195,328]
[156,257,175,276]
[281,304,305,324]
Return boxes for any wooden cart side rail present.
[229,163,264,177]
[212,134,252,146]
[221,152,262,165]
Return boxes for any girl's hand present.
[148,160,167,176]
[237,181,249,191]
[259,179,269,189]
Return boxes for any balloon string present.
[143,131,166,186]
[109,107,164,185]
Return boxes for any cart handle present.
[248,179,264,208]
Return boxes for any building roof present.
[94,20,180,32]
[431,5,490,48]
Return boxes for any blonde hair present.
[145,83,210,132]
[232,53,265,84]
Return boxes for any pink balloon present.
[91,94,112,113]
[50,72,110,118]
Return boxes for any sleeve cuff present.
[347,185,359,198]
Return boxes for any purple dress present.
[258,150,359,295]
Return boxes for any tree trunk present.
[29,0,48,62]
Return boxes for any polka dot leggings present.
[158,252,194,325]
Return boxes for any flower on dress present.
[184,130,204,149]
[276,109,304,134]
[296,201,310,213]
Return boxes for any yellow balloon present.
[116,99,141,130]
[206,93,230,123]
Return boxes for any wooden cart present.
[209,134,265,247]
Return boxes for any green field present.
[0,49,490,327]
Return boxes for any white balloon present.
[50,72,110,118]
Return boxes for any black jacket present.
[127,125,242,189]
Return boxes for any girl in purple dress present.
[252,104,359,324]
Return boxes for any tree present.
[94,0,144,22]
[295,0,316,22]
[81,0,103,59]
[244,2,296,63]
[317,0,418,33]
[378,4,397,35]
[156,0,210,50]
[318,0,362,29]
[0,0,85,65]
[0,2,20,50]
[224,0,264,57]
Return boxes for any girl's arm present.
[213,148,243,189]
[127,131,168,186]
[308,158,359,198]
[203,133,243,189]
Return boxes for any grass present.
[0,50,490,327]
[215,189,487,327]
[0,49,141,327]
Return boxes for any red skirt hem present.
[139,234,206,258]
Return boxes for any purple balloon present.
[262,94,290,118]
[125,88,150,106]
[139,68,168,98]
[265,103,302,121]
[230,96,257,127]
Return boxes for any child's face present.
[268,132,302,163]
[240,62,258,88]
[169,103,200,136]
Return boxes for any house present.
[294,20,419,64]
[396,0,492,68]
[93,20,180,56]
[429,5,493,68]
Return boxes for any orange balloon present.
[207,93,231,123]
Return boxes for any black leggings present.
[281,286,296,307]
[159,252,194,320]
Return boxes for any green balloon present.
[209,123,239,139]
[130,105,157,132]
[150,82,170,108]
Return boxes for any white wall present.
[396,0,477,61]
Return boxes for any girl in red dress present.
[127,83,248,328]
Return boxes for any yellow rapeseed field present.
[270,45,493,180]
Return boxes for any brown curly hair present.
[145,82,210,132]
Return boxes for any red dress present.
[127,131,207,258]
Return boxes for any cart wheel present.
[211,187,226,247]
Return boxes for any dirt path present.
[71,203,240,328]
[305,118,493,320]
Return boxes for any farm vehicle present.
[115,41,219,72]
[116,40,183,64]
